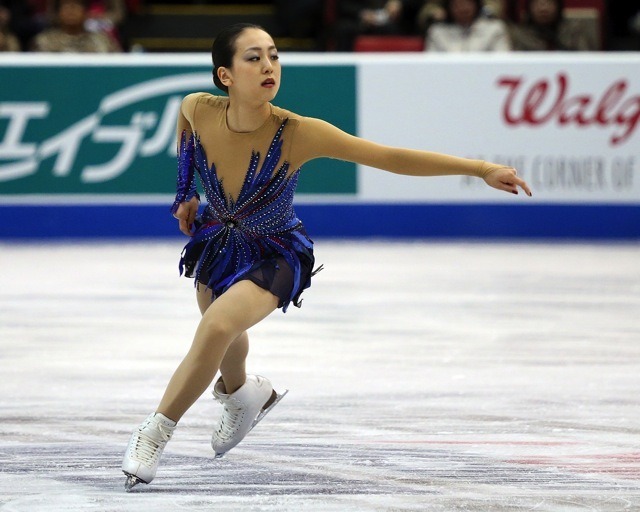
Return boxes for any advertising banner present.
[0,55,356,201]
[0,53,638,238]
[357,54,640,205]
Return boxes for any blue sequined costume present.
[171,120,315,312]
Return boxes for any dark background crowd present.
[0,0,638,53]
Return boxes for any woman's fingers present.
[178,217,192,236]
[502,174,532,197]
[515,176,533,197]
[173,198,199,236]
[487,166,533,197]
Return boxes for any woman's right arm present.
[171,94,201,236]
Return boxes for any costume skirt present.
[179,218,316,312]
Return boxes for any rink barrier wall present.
[0,53,639,239]
[2,203,638,240]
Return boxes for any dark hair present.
[55,0,89,10]
[211,23,265,93]
[524,0,564,26]
[444,0,482,24]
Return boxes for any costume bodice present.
[171,120,313,310]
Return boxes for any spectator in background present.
[607,3,640,50]
[44,0,126,47]
[0,0,49,50]
[33,0,121,51]
[631,10,640,50]
[83,0,126,46]
[508,0,593,51]
[45,0,125,26]
[418,0,505,30]
[0,5,21,50]
[332,0,421,51]
[426,0,511,51]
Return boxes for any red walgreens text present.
[497,73,640,146]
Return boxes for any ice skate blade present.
[213,389,288,459]
[123,473,145,492]
[251,389,288,430]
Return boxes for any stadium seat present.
[353,35,425,52]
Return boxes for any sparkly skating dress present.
[171,93,317,312]
[170,93,488,310]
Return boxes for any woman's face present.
[450,0,478,26]
[530,0,559,25]
[58,1,86,30]
[222,28,281,102]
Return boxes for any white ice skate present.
[122,412,176,491]
[211,374,288,458]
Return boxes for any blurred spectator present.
[33,0,121,52]
[46,0,126,46]
[0,5,20,50]
[331,0,422,51]
[418,0,505,29]
[426,0,511,51]
[508,0,593,51]
[607,3,640,50]
[84,0,126,44]
[632,10,640,45]
[0,0,49,50]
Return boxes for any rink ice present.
[0,240,639,511]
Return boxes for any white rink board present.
[357,54,640,204]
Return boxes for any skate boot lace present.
[215,398,246,441]
[130,423,172,465]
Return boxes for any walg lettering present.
[498,73,640,146]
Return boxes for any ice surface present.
[1,240,639,511]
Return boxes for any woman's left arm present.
[293,117,532,196]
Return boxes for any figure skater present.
[122,23,532,491]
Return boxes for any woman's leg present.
[157,280,278,422]
[196,284,249,394]
[218,332,249,393]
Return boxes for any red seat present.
[354,35,425,52]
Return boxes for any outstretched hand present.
[173,196,200,236]
[481,163,532,197]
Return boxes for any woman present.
[0,5,21,51]
[509,0,594,51]
[32,0,120,52]
[122,23,531,491]
[426,0,511,52]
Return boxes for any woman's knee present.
[196,315,240,348]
